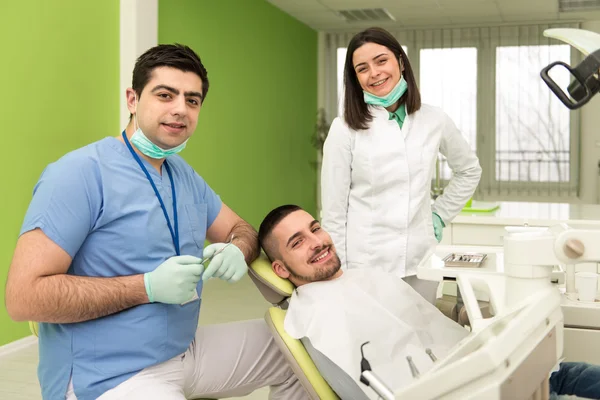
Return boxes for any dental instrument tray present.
[442,253,487,268]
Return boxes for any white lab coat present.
[321,104,481,277]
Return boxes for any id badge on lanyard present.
[122,130,180,255]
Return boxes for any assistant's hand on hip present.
[432,212,445,243]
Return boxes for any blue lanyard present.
[122,131,180,255]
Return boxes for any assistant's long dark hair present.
[343,27,421,131]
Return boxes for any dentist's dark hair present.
[343,27,420,131]
[132,43,209,103]
[258,205,303,261]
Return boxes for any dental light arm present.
[541,28,600,110]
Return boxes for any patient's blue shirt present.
[20,137,222,400]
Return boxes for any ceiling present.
[266,0,600,31]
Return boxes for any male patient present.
[258,204,467,399]
[258,204,600,400]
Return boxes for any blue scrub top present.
[20,137,222,400]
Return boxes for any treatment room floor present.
[0,275,273,400]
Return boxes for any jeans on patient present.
[550,362,600,399]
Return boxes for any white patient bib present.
[284,268,468,399]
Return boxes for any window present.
[420,48,478,180]
[495,45,571,183]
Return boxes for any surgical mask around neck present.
[130,97,188,159]
[363,76,408,108]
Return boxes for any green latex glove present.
[432,212,445,243]
[144,255,204,304]
[202,243,248,283]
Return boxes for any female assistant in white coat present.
[321,27,482,302]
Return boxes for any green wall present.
[158,0,318,228]
[0,1,119,345]
[0,0,316,347]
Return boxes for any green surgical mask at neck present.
[363,76,408,108]
[130,97,187,159]
[130,127,187,159]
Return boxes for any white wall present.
[579,21,600,204]
[119,0,158,129]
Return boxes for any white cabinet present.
[564,328,600,364]
[451,223,506,246]
[444,201,600,246]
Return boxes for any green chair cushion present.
[250,256,295,297]
[267,308,339,399]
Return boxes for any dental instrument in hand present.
[200,234,235,265]
[181,235,235,305]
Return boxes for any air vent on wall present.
[337,8,396,23]
[559,0,600,12]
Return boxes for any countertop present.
[453,201,600,226]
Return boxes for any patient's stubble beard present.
[284,252,342,283]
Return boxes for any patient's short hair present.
[258,204,302,261]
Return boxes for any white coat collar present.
[369,105,413,133]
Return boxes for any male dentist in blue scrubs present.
[5,44,306,400]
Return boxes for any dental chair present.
[247,255,340,400]
[246,257,494,400]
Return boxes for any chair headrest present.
[249,254,295,306]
